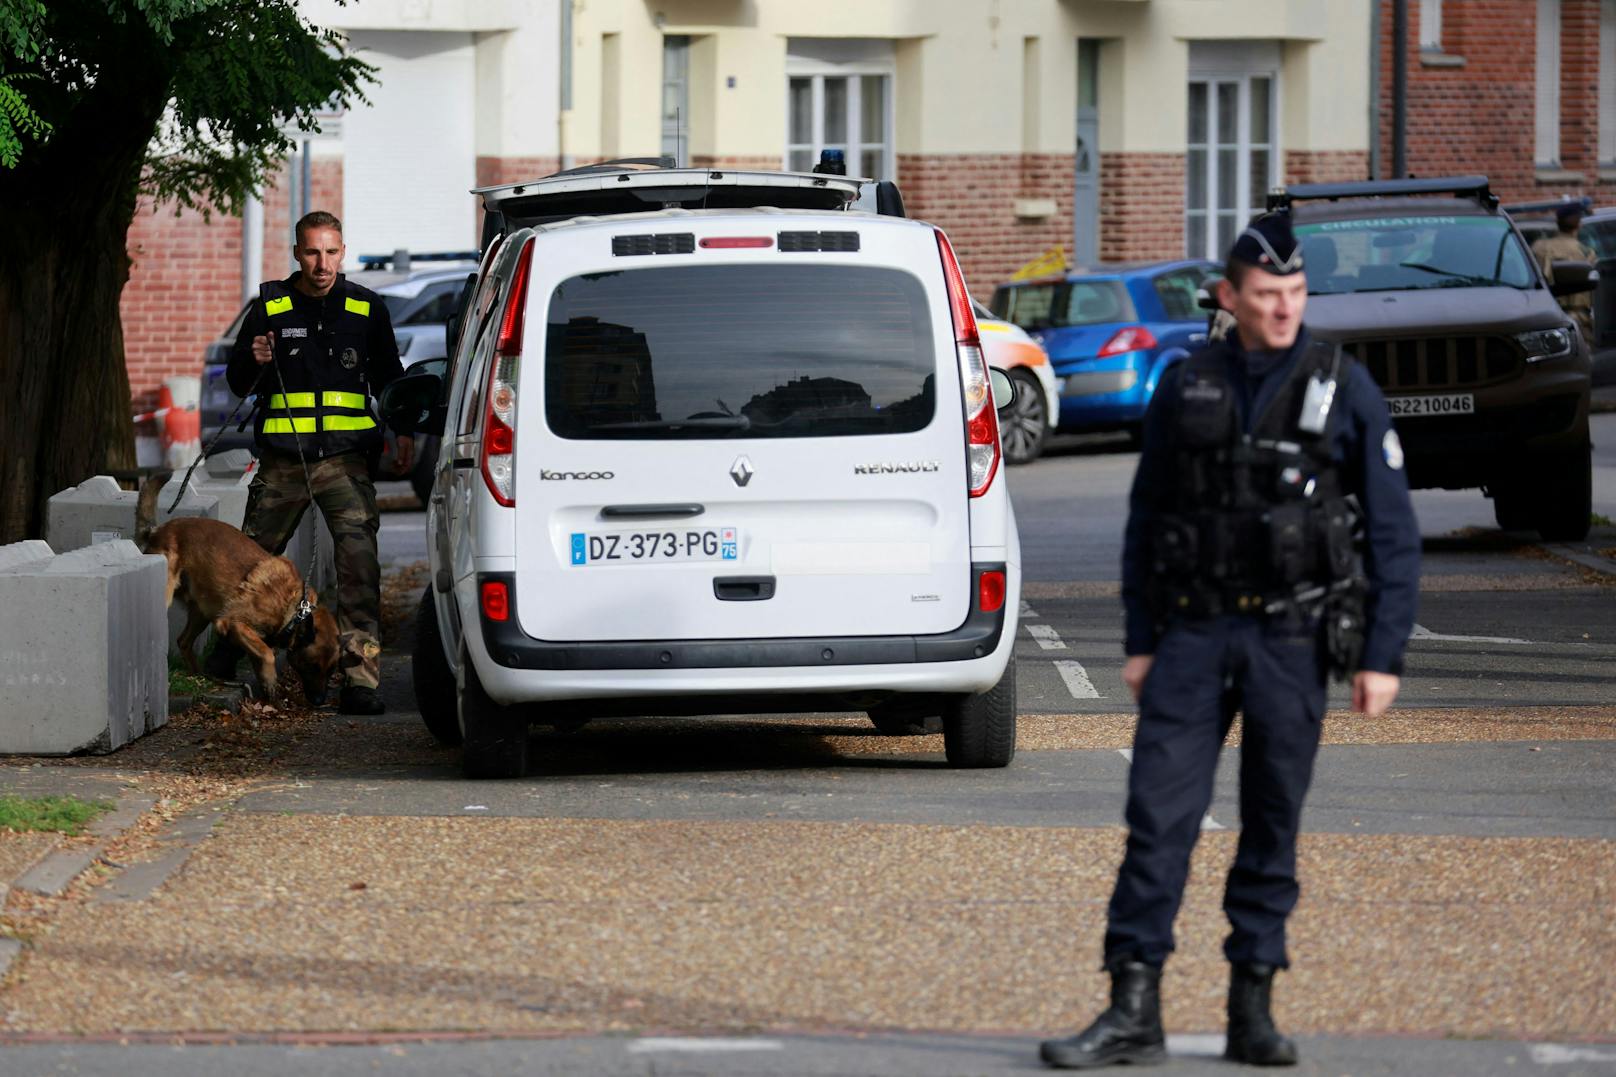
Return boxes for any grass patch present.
[167,653,222,698]
[1591,512,1613,528]
[0,795,113,836]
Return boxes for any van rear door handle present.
[601,503,705,519]
[713,576,775,601]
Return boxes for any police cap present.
[1228,213,1303,276]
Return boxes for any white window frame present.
[784,41,896,180]
[1419,0,1444,50]
[1537,0,1562,168]
[1600,0,1615,164]
[1185,43,1282,262]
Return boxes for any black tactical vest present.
[1149,341,1359,621]
[255,278,381,459]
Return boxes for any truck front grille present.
[1348,336,1521,391]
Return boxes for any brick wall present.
[897,152,1076,298]
[1377,0,1615,202]
[121,157,345,418]
[1285,150,1372,186]
[1097,153,1184,265]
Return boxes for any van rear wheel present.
[941,657,1017,768]
[412,588,460,745]
[458,648,531,779]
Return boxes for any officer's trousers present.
[1104,615,1327,970]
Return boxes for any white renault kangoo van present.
[384,166,1022,778]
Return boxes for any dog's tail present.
[133,470,173,550]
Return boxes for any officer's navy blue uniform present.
[1109,328,1421,969]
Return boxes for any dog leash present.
[266,344,321,635]
[165,364,269,515]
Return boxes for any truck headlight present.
[1515,327,1573,362]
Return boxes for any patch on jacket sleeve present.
[1382,429,1405,470]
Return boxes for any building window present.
[1185,74,1276,261]
[1601,0,1615,164]
[1419,0,1443,50]
[661,36,690,167]
[1536,0,1561,167]
[785,40,895,179]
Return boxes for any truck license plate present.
[570,527,739,566]
[1386,393,1474,417]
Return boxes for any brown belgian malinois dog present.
[135,473,339,704]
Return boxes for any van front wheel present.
[458,649,531,779]
[941,657,1017,768]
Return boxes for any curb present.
[1539,542,1616,578]
[10,795,155,900]
[168,683,248,717]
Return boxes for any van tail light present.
[1097,325,1158,359]
[937,229,999,497]
[482,237,534,507]
[479,579,510,622]
[978,568,1007,613]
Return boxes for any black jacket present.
[227,272,404,458]
[1120,329,1421,675]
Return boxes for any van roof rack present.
[357,249,481,270]
[1267,175,1497,212]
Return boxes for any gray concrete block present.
[0,540,168,754]
[204,449,255,480]
[44,475,218,554]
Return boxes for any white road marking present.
[1116,750,1224,831]
[1020,601,1040,620]
[1410,623,1532,645]
[1026,624,1066,650]
[1055,660,1101,698]
[1530,1044,1616,1065]
[1166,1034,1226,1056]
[628,1038,784,1054]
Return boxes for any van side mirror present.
[989,367,1016,414]
[1549,260,1599,297]
[380,358,448,436]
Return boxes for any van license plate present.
[1386,393,1474,417]
[570,527,739,566]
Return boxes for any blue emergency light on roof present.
[812,149,848,176]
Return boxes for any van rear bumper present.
[476,564,1007,672]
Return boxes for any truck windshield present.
[544,264,936,440]
[1293,215,1535,294]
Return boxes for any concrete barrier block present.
[44,476,218,554]
[205,449,256,480]
[0,540,168,754]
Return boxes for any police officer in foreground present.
[1039,214,1420,1069]
[216,210,409,715]
[1530,201,1598,347]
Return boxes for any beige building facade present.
[560,0,1372,288]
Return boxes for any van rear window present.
[544,265,937,440]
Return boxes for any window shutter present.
[1601,0,1615,163]
[1536,0,1562,167]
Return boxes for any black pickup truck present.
[1270,176,1598,542]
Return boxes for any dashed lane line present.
[1054,659,1101,699]
[1116,749,1226,831]
[1026,624,1067,651]
[1410,623,1533,645]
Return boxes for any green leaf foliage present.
[0,0,372,212]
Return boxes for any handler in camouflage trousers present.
[214,211,408,714]
[242,453,387,699]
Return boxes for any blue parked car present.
[989,260,1222,439]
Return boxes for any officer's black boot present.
[1039,959,1166,1069]
[1224,962,1298,1066]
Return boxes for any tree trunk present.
[0,34,172,543]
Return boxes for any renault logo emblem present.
[730,456,754,488]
